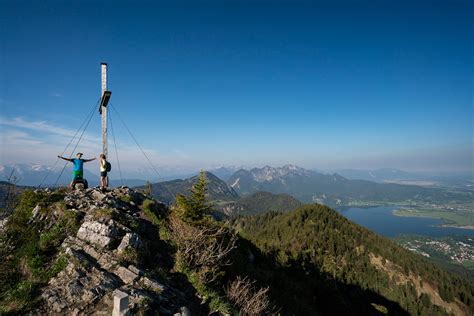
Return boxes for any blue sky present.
[1,0,472,176]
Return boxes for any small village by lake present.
[339,206,474,272]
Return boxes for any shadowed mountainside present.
[139,171,239,204]
[221,191,303,217]
[231,204,474,315]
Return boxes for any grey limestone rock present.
[41,253,121,314]
[173,306,192,316]
[117,232,143,253]
[76,220,123,249]
[0,217,9,232]
[35,187,202,315]
[92,190,107,201]
[140,276,165,293]
[127,265,144,276]
[114,266,139,285]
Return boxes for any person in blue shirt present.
[58,152,96,187]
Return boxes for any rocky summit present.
[17,187,201,315]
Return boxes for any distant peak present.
[282,164,302,171]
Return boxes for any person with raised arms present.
[58,152,96,188]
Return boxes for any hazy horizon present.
[1,162,471,185]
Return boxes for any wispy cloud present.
[0,130,44,146]
[50,92,63,98]
[0,116,202,178]
[1,116,78,138]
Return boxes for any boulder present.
[140,276,165,293]
[114,266,139,285]
[92,190,107,201]
[77,220,123,249]
[117,232,143,253]
[128,265,144,276]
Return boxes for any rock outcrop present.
[35,187,203,315]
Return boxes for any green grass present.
[0,280,40,313]
[119,195,132,203]
[118,246,140,265]
[46,255,69,278]
[0,190,72,314]
[91,208,115,221]
[394,208,474,227]
[142,199,165,225]
[461,261,474,271]
[179,267,233,314]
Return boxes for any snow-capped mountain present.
[228,165,314,191]
[250,164,313,182]
[0,163,98,187]
[226,165,471,205]
[227,165,348,200]
[0,163,159,187]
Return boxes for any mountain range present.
[0,164,99,187]
[0,164,148,187]
[135,165,472,210]
[4,163,471,208]
[227,165,472,205]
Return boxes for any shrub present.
[169,215,236,284]
[225,276,272,316]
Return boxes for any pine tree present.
[175,171,213,221]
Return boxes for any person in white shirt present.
[99,154,109,189]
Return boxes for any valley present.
[394,235,474,274]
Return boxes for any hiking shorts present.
[72,170,83,180]
[100,171,107,177]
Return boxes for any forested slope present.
[231,204,474,315]
[222,191,303,216]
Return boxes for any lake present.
[338,206,474,238]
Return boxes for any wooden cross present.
[99,63,112,157]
